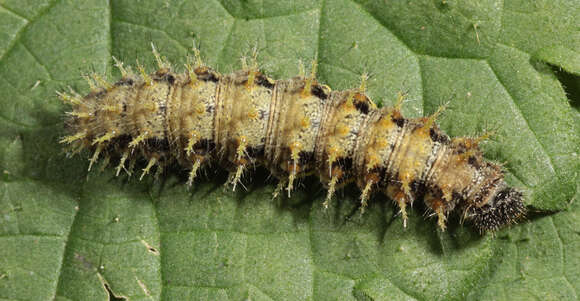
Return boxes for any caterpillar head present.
[468,187,526,234]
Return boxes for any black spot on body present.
[258,109,268,120]
[335,157,353,171]
[115,78,135,86]
[153,73,176,85]
[454,144,467,155]
[468,156,477,167]
[158,104,167,115]
[311,85,328,100]
[429,128,449,144]
[165,74,176,85]
[392,117,405,128]
[89,89,107,99]
[354,100,370,114]
[198,70,219,82]
[256,75,275,89]
[298,150,314,165]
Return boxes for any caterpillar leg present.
[126,157,137,177]
[286,168,296,198]
[272,178,287,200]
[92,131,117,145]
[228,136,250,192]
[425,196,448,231]
[359,181,373,211]
[186,156,204,187]
[60,131,87,144]
[56,90,81,105]
[129,131,149,148]
[358,173,379,213]
[436,206,447,231]
[227,164,245,192]
[286,141,303,197]
[88,144,103,172]
[115,151,129,176]
[391,188,412,228]
[140,156,158,181]
[323,173,339,209]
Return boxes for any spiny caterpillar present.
[59,45,525,233]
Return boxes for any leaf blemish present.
[135,276,152,297]
[74,252,95,270]
[98,273,127,301]
[140,239,160,255]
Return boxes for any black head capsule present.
[469,187,526,233]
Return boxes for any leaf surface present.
[0,0,578,300]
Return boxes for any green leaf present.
[0,0,578,300]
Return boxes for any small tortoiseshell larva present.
[59,45,525,233]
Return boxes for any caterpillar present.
[59,45,525,233]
